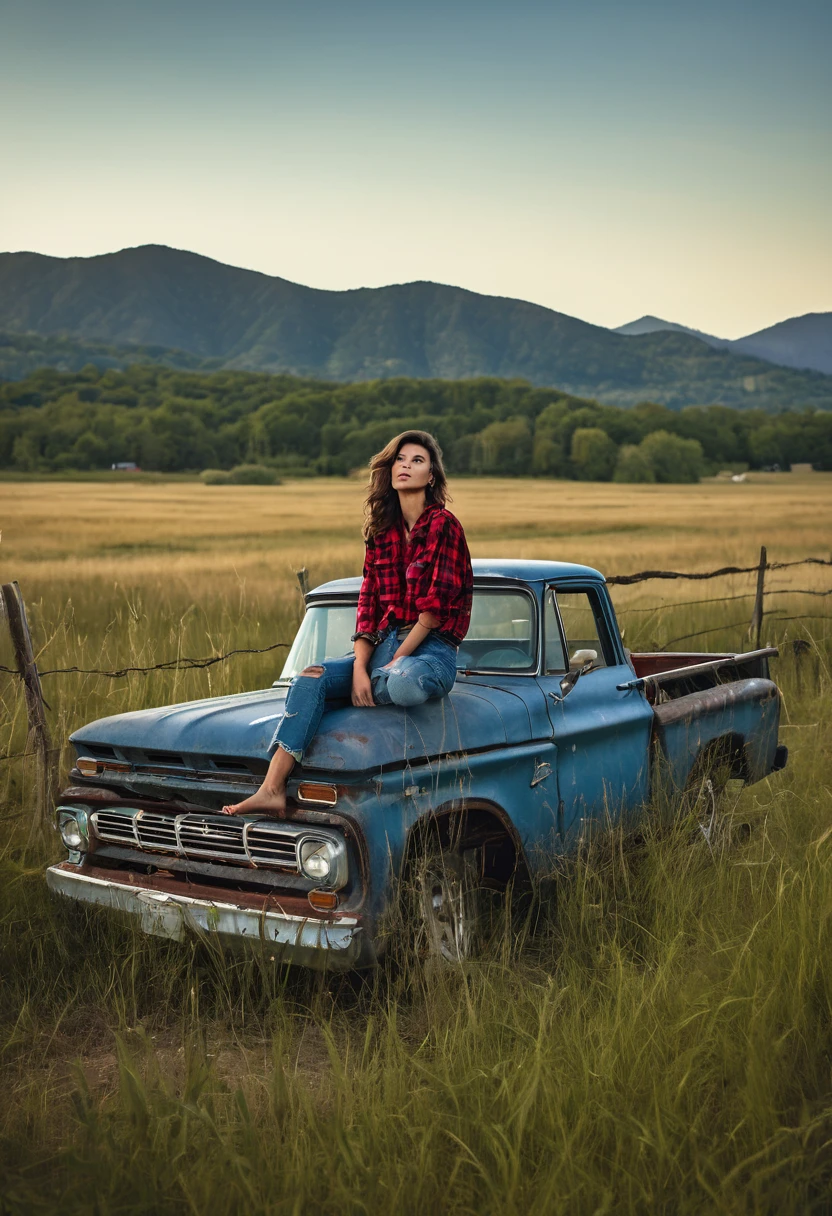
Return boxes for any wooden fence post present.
[748,546,767,649]
[1,581,59,839]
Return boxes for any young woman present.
[223,430,473,817]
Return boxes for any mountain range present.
[0,245,830,411]
[615,313,832,376]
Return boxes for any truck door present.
[539,584,654,845]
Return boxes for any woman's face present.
[393,443,432,492]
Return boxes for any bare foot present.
[222,785,287,817]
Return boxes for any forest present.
[2,363,831,481]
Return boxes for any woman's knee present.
[299,666,324,678]
[384,667,432,707]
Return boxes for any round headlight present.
[299,839,334,882]
[57,807,87,856]
[58,810,87,853]
[61,823,84,850]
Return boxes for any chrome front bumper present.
[46,865,366,972]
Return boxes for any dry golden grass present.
[4,472,831,605]
[1,472,827,721]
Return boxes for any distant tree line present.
[1,364,830,481]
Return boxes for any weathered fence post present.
[1,581,59,838]
[748,546,767,649]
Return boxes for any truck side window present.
[556,590,609,669]
[543,589,568,674]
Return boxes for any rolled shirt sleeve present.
[411,513,473,632]
[354,543,381,639]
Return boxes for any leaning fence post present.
[1,581,59,839]
[748,546,767,650]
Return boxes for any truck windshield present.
[278,589,537,681]
[279,604,357,680]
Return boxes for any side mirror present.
[551,649,598,703]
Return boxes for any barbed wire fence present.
[2,553,830,683]
[2,553,831,828]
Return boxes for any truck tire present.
[412,846,485,964]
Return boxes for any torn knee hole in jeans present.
[300,666,325,678]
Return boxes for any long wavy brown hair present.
[363,430,448,541]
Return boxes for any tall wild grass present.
[1,513,830,1212]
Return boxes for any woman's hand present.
[352,663,375,707]
[390,612,439,662]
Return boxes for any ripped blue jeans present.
[270,627,459,763]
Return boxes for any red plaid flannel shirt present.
[355,506,473,646]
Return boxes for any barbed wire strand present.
[605,556,832,586]
[0,749,38,765]
[0,556,828,682]
[659,618,758,648]
[615,587,832,613]
[0,640,289,680]
[659,612,831,650]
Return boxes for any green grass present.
[1,585,831,1214]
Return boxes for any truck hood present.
[71,678,548,774]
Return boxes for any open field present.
[1,475,831,1214]
[5,471,832,593]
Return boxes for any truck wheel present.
[686,756,737,849]
[690,773,726,847]
[413,847,484,964]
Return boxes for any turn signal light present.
[76,757,102,776]
[308,890,338,912]
[296,782,338,807]
[76,757,131,777]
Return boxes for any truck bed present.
[629,648,776,699]
[625,648,783,791]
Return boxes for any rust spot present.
[329,731,370,744]
[56,860,348,920]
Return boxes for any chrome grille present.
[91,808,300,872]
[178,815,249,860]
[93,810,137,844]
[247,824,298,867]
[136,811,178,850]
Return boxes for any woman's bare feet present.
[221,746,295,817]
[222,783,287,817]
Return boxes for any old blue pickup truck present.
[48,560,787,968]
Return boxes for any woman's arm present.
[409,513,470,638]
[352,544,380,705]
[352,636,376,706]
[391,611,440,661]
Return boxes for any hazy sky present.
[2,0,830,337]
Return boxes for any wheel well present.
[401,802,526,890]
[686,733,747,790]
